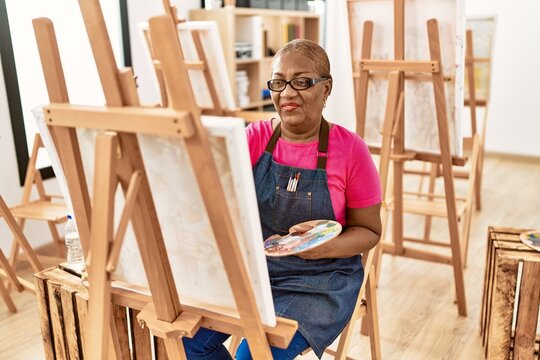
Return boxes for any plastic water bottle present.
[64,215,85,271]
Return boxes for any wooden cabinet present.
[189,7,320,110]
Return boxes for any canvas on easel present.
[465,15,496,103]
[75,115,276,326]
[347,0,471,317]
[139,21,237,112]
[348,0,465,156]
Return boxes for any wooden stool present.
[481,227,540,359]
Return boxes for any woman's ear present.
[325,78,333,98]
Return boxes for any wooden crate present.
[481,227,540,360]
[34,266,169,360]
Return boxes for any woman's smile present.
[282,102,299,111]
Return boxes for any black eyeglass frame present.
[266,77,330,92]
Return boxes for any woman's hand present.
[289,223,314,234]
[296,203,382,259]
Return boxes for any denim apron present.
[253,119,363,358]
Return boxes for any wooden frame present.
[481,227,540,359]
[347,0,468,316]
[33,1,296,358]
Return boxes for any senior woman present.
[183,39,382,360]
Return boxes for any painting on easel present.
[76,117,276,326]
[465,16,496,102]
[349,0,465,156]
[139,21,237,112]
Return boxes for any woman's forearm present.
[325,225,381,258]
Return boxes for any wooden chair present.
[229,254,381,360]
[7,133,67,271]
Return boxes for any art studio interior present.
[0,0,539,359]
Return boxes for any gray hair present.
[273,39,332,80]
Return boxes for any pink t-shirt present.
[246,120,381,225]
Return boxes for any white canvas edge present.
[31,106,75,218]
[454,0,465,157]
[201,115,276,327]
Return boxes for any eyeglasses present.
[267,77,329,92]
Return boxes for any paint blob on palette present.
[520,230,540,252]
[264,220,342,257]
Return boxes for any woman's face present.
[270,52,331,134]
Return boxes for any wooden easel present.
[33,1,296,359]
[140,0,227,115]
[407,28,483,269]
[461,28,488,211]
[348,0,469,316]
[143,0,276,122]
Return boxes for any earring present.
[323,98,327,108]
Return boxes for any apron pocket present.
[272,186,313,233]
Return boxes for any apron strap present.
[265,118,282,153]
[316,119,329,170]
[265,118,330,170]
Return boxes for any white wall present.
[323,0,356,131]
[466,0,540,157]
[325,0,540,158]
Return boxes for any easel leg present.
[164,337,188,360]
[0,273,16,313]
[422,164,438,241]
[460,136,481,268]
[366,267,381,360]
[427,19,467,317]
[333,313,355,359]
[86,133,119,359]
[228,335,241,356]
[8,219,25,269]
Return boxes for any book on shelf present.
[282,23,301,44]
